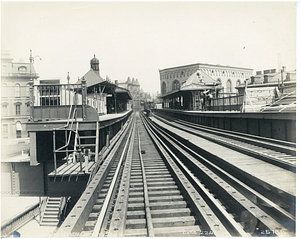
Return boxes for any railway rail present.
[55,111,295,237]
[152,113,296,172]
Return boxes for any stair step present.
[80,136,96,139]
[81,144,96,147]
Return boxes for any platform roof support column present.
[81,77,87,120]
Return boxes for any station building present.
[159,63,253,95]
[158,63,254,111]
[76,55,132,114]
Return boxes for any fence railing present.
[1,203,40,237]
[29,82,88,121]
[207,94,244,111]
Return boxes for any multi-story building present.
[1,50,39,141]
[1,50,39,157]
[117,77,141,110]
[159,63,253,95]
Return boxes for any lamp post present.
[29,49,41,121]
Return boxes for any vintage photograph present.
[1,1,296,237]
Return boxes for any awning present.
[16,122,23,131]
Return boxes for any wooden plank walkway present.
[48,161,96,181]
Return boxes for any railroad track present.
[56,111,295,237]
[152,113,296,172]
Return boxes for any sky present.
[1,1,297,94]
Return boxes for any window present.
[236,80,241,93]
[172,80,180,91]
[2,104,8,116]
[2,124,8,138]
[226,79,232,93]
[16,122,22,138]
[16,104,21,115]
[18,66,27,74]
[15,83,20,97]
[161,82,166,94]
[2,83,7,97]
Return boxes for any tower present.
[90,54,99,75]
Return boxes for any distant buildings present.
[236,66,296,111]
[116,77,141,110]
[1,50,39,141]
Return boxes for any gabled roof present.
[76,69,104,87]
[183,70,216,86]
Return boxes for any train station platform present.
[150,116,295,210]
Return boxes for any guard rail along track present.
[55,111,295,237]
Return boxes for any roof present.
[115,86,132,99]
[76,69,104,87]
[159,62,253,72]
[182,70,216,87]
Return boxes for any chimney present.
[115,80,118,85]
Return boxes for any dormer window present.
[18,66,27,74]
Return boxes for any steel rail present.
[91,117,135,237]
[106,116,136,237]
[140,113,233,237]
[55,114,134,237]
[137,127,155,237]
[154,113,296,150]
[152,113,296,172]
[144,113,295,236]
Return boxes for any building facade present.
[159,63,253,95]
[1,50,39,141]
[117,77,141,110]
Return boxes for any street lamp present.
[29,49,41,121]
[29,49,41,83]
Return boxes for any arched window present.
[161,82,166,94]
[226,79,232,93]
[2,83,7,97]
[16,121,22,138]
[172,80,180,91]
[15,83,20,97]
[236,79,241,93]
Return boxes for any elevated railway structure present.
[2,101,295,236]
[54,111,295,237]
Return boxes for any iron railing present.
[1,202,40,237]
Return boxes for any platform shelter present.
[159,70,222,111]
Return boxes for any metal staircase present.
[40,197,66,226]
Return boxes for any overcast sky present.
[1,2,297,94]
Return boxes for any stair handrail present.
[54,108,81,152]
[39,197,48,224]
[58,197,67,221]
